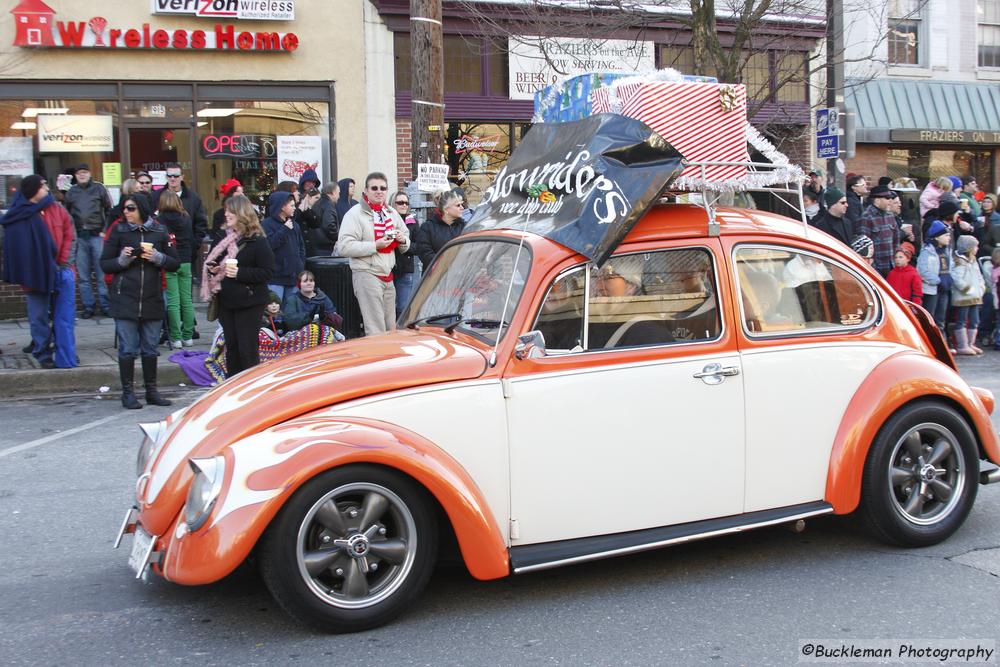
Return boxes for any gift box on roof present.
[591,79,749,185]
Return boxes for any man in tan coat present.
[335,172,411,334]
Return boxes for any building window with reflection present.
[888,0,923,65]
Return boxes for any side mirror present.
[515,331,547,360]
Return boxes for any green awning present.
[845,78,1000,143]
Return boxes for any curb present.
[0,361,196,398]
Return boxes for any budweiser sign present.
[452,134,502,154]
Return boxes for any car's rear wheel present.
[860,402,978,547]
[259,465,437,632]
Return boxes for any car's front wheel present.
[259,465,438,632]
[860,401,978,547]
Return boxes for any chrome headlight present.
[185,456,226,532]
[136,421,166,477]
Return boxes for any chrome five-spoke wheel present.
[259,465,437,632]
[297,483,417,609]
[887,424,965,526]
[861,402,977,547]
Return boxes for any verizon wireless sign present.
[151,0,295,21]
[37,115,114,153]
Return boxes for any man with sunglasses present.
[135,172,153,195]
[153,164,208,267]
[335,172,411,334]
[858,184,911,277]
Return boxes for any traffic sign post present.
[816,107,839,160]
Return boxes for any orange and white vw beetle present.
[116,114,1000,633]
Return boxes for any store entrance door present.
[126,126,195,187]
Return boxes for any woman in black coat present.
[100,193,180,409]
[201,194,275,377]
[413,189,466,270]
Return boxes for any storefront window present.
[0,99,119,208]
[445,121,531,205]
[194,100,329,217]
[886,147,995,193]
[122,100,193,120]
[395,33,507,96]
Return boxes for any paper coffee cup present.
[140,242,153,252]
[225,259,238,268]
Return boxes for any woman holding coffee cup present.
[201,194,275,377]
[100,193,180,409]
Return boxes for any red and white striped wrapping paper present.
[592,81,749,185]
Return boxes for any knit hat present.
[219,178,242,199]
[808,167,824,177]
[73,163,90,174]
[823,186,845,207]
[900,241,916,259]
[937,200,960,219]
[267,291,281,305]
[926,220,949,241]
[948,176,962,191]
[956,234,978,255]
[878,176,892,187]
[850,235,874,259]
[20,174,45,200]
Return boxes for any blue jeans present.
[954,305,980,329]
[393,272,415,317]
[932,290,950,329]
[76,233,109,312]
[25,269,78,368]
[116,319,162,360]
[268,284,295,302]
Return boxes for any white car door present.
[732,244,896,512]
[504,245,747,546]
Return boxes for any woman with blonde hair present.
[412,188,465,269]
[920,176,954,218]
[159,189,195,348]
[201,194,275,376]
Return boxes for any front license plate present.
[128,526,155,578]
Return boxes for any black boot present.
[119,358,142,410]
[142,356,172,407]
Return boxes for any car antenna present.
[489,213,531,368]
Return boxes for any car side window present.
[735,246,877,335]
[588,248,720,349]
[534,268,586,352]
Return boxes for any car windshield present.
[403,240,532,344]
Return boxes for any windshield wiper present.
[405,312,462,329]
[443,318,508,335]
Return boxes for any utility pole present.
[410,0,445,182]
[825,0,845,191]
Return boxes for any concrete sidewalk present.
[0,300,215,398]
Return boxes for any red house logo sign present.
[10,0,298,52]
[11,0,56,47]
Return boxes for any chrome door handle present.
[692,363,740,384]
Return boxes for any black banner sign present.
[465,114,683,265]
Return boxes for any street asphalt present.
[0,356,998,665]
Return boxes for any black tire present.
[258,464,438,632]
[859,401,978,547]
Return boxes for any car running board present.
[509,501,834,574]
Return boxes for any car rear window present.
[734,245,878,336]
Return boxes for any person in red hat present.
[211,179,243,246]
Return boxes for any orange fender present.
[160,416,509,585]
[825,351,1000,514]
